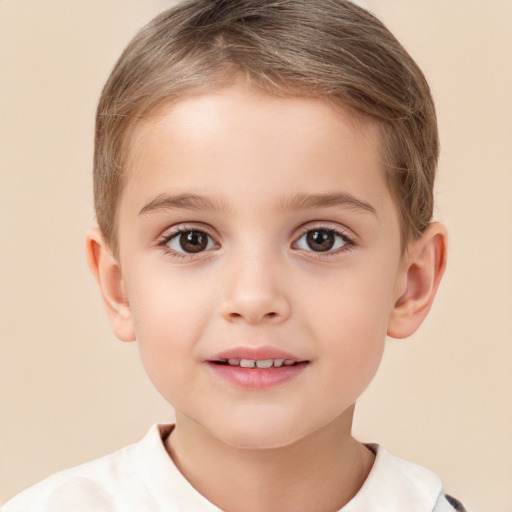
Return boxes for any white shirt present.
[2,424,461,512]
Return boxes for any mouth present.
[211,358,305,369]
[206,347,309,389]
[207,346,309,368]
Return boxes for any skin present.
[87,83,447,512]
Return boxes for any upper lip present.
[208,346,307,363]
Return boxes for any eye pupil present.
[306,230,335,252]
[180,231,208,253]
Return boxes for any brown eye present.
[180,231,207,252]
[166,230,214,254]
[306,230,335,252]
[295,229,350,253]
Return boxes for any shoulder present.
[1,425,166,512]
[342,444,466,512]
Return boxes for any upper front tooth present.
[228,358,297,368]
[256,359,273,369]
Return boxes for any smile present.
[214,358,299,368]
[207,347,309,389]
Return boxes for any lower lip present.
[206,362,308,390]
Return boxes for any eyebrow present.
[139,193,231,215]
[139,191,376,217]
[278,192,377,215]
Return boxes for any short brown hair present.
[94,0,438,253]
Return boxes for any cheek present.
[305,271,395,386]
[320,308,386,387]
[306,266,395,334]
[125,270,214,398]
[128,264,214,339]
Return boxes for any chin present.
[209,416,313,451]
[220,429,301,451]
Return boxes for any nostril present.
[228,311,278,322]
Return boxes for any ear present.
[85,227,136,342]
[387,222,447,339]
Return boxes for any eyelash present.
[294,225,356,257]
[158,224,356,259]
[158,225,216,259]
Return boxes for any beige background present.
[1,1,511,510]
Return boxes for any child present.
[2,1,466,510]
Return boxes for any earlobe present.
[387,222,447,339]
[85,227,136,342]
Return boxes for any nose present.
[220,254,291,325]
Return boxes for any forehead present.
[120,83,392,220]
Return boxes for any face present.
[115,84,405,449]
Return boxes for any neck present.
[165,407,374,512]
